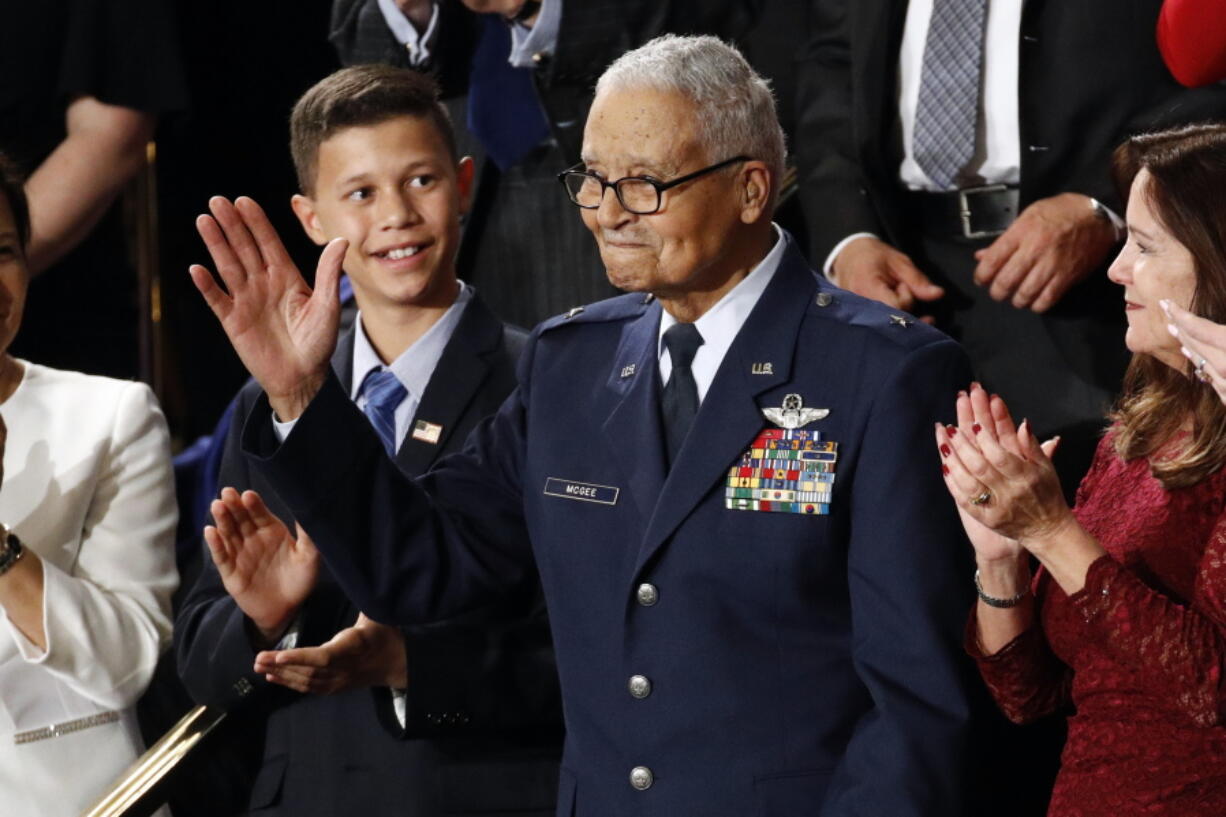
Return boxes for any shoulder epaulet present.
[537,292,654,334]
[809,279,952,350]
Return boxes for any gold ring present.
[969,489,992,506]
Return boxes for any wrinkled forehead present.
[581,85,707,173]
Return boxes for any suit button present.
[636,583,658,606]
[629,766,654,790]
[628,675,652,699]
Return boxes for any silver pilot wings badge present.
[761,393,829,429]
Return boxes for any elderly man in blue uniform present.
[191,34,976,816]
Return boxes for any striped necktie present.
[360,368,407,457]
[912,0,989,190]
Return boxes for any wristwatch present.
[1089,197,1126,243]
[0,523,25,577]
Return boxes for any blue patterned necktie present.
[360,368,407,457]
[661,323,705,466]
[912,0,989,190]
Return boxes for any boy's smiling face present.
[292,114,473,314]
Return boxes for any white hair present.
[595,34,786,207]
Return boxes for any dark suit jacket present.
[327,0,763,329]
[175,293,562,817]
[794,0,1226,474]
[796,0,1223,266]
[241,234,979,816]
[330,0,761,163]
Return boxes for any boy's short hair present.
[0,151,31,251]
[290,65,458,196]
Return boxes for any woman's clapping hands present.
[934,384,1074,558]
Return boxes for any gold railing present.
[78,706,226,817]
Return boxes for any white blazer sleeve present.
[7,381,177,710]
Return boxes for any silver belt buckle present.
[958,184,1011,240]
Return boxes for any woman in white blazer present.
[0,153,177,815]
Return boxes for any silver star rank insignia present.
[888,314,912,327]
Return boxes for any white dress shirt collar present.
[376,0,440,65]
[350,282,473,447]
[508,0,562,68]
[658,226,787,402]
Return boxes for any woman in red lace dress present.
[934,123,1226,816]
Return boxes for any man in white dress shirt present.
[796,0,1226,497]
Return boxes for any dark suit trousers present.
[460,141,616,328]
[905,230,1125,498]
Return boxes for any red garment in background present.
[1158,0,1226,87]
[970,432,1226,815]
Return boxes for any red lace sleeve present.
[965,606,1073,724]
[1070,527,1226,728]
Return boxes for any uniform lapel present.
[633,244,818,576]
[394,295,501,476]
[600,299,668,522]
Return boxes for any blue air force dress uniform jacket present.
[241,234,977,816]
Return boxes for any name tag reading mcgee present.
[543,478,620,506]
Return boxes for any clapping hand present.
[205,487,320,645]
[934,384,1071,551]
[189,196,347,422]
[1163,299,1226,404]
[254,613,408,695]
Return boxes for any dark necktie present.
[661,323,705,466]
[466,15,551,171]
[360,368,407,457]
[912,0,989,190]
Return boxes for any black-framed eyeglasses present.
[557,156,750,215]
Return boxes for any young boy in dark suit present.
[175,64,561,817]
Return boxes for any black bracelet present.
[974,568,1028,608]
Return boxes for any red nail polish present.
[947,425,957,436]
[972,423,982,434]
[940,444,951,457]
[941,464,950,475]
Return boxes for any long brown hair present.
[1110,123,1226,488]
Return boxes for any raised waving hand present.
[188,196,347,421]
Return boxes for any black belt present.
[902,184,1020,241]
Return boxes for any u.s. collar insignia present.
[762,393,829,429]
